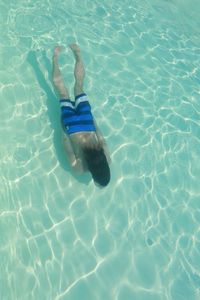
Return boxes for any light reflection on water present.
[1,0,200,299]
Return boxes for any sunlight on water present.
[1,0,200,299]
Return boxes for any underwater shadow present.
[27,50,90,185]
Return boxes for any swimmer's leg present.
[52,46,70,99]
[69,44,85,97]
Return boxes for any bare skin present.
[52,44,110,172]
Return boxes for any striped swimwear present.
[60,93,96,135]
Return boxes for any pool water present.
[1,0,200,299]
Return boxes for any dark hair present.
[83,147,110,187]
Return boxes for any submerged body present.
[52,44,111,186]
[61,93,110,172]
[63,129,109,172]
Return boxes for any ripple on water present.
[118,286,163,300]
[15,12,55,36]
[134,251,156,289]
[94,230,114,257]
[1,0,200,299]
[13,147,31,163]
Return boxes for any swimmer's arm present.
[94,119,111,164]
[62,132,84,172]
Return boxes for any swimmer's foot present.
[69,44,81,60]
[53,46,63,58]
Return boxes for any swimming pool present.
[1,0,200,299]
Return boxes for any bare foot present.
[69,44,81,59]
[53,46,63,57]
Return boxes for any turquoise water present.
[1,0,200,299]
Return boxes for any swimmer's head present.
[83,147,110,187]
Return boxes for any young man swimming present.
[52,44,111,187]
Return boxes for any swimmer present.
[52,44,111,187]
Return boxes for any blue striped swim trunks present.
[60,93,96,135]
